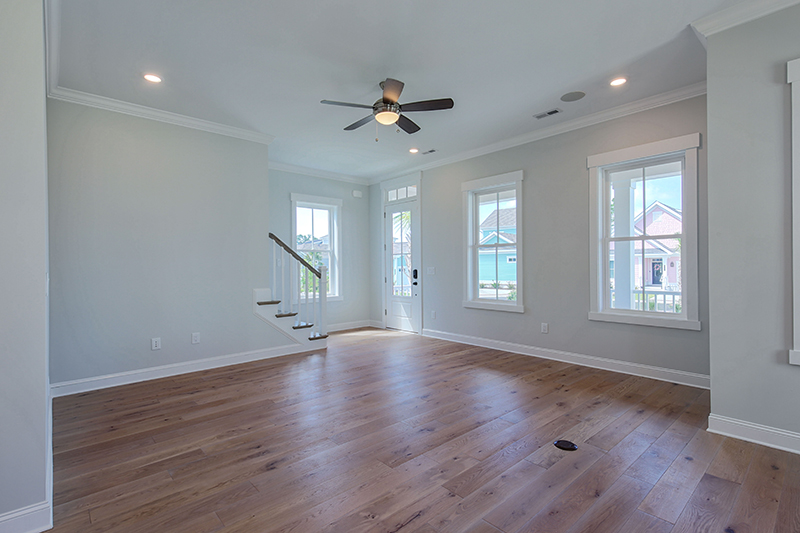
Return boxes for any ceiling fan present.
[321,78,454,134]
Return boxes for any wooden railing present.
[269,233,327,339]
[610,289,682,313]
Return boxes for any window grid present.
[603,157,685,316]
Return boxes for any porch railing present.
[269,233,327,339]
[610,289,682,313]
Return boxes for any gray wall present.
[267,169,372,328]
[707,5,800,432]
[48,100,288,384]
[417,96,710,375]
[0,0,51,519]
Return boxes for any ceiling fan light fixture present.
[374,102,400,125]
[375,111,399,125]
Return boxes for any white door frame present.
[381,173,422,332]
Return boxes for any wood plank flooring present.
[51,328,800,532]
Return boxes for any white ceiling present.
[50,0,744,181]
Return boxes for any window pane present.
[397,187,407,200]
[608,240,642,311]
[644,162,682,235]
[641,237,682,313]
[608,168,643,238]
[312,208,330,249]
[499,246,517,301]
[388,189,397,202]
[407,185,417,197]
[297,207,313,247]
[478,192,499,240]
[478,247,498,299]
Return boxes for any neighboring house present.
[610,200,682,289]
[479,208,517,284]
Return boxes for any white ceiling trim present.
[44,0,273,146]
[371,81,708,185]
[269,162,369,186]
[47,86,275,145]
[691,0,800,38]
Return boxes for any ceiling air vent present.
[534,108,563,120]
[422,149,437,155]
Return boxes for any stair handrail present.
[269,232,327,339]
[269,232,320,278]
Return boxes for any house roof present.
[480,209,516,230]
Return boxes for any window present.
[588,134,700,330]
[463,170,524,313]
[291,194,341,299]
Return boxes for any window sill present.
[463,300,524,313]
[588,311,701,331]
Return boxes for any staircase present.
[253,233,328,349]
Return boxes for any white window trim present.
[291,193,343,301]
[789,58,800,364]
[462,170,524,313]
[588,133,701,331]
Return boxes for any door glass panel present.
[392,211,412,297]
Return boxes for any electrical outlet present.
[541,323,549,334]
[431,310,436,319]
[192,332,200,344]
[151,337,161,350]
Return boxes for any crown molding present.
[45,0,272,145]
[268,162,369,186]
[691,0,800,38]
[48,86,274,145]
[373,81,707,184]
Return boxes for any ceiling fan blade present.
[382,78,404,103]
[344,115,375,131]
[401,98,455,112]
[321,100,373,109]
[396,115,420,134]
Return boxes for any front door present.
[385,203,420,332]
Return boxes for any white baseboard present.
[708,414,800,455]
[328,320,384,332]
[0,501,51,533]
[421,329,710,389]
[50,344,317,397]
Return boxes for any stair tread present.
[292,322,313,330]
[275,312,298,318]
[257,300,280,306]
[309,334,329,341]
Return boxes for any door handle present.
[412,269,418,280]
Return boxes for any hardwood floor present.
[51,328,800,532]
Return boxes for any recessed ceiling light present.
[144,74,162,83]
[610,78,627,87]
[409,148,419,154]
